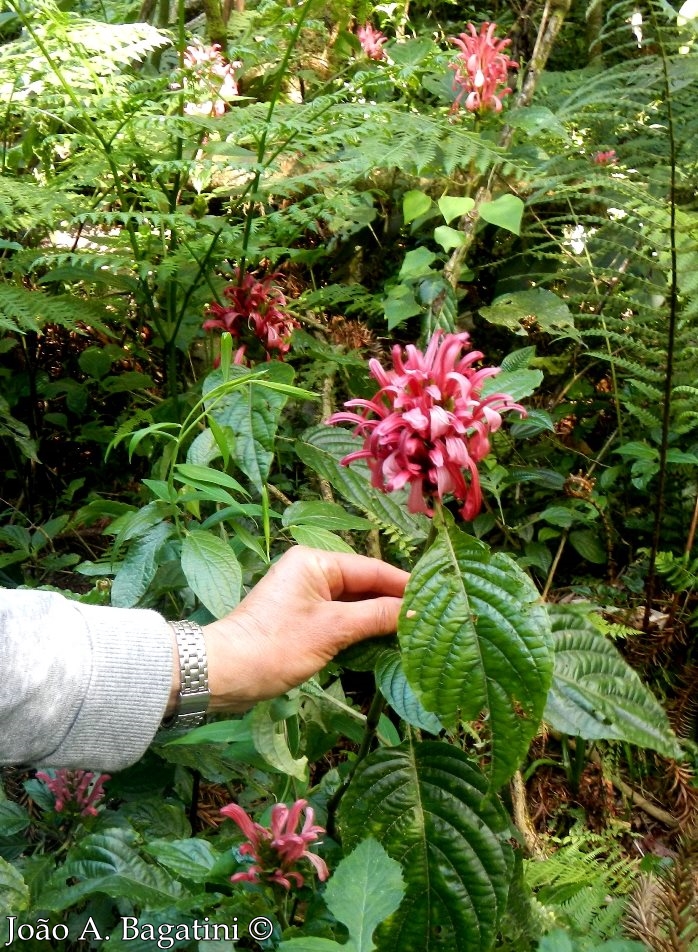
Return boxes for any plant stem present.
[643,7,679,631]
[326,688,386,837]
[238,0,316,272]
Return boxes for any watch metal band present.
[168,620,210,728]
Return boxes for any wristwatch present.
[165,620,210,728]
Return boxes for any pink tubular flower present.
[203,270,299,361]
[449,22,518,114]
[593,149,617,165]
[35,769,110,818]
[327,330,525,521]
[220,799,329,890]
[182,41,240,117]
[357,23,388,61]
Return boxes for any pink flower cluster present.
[221,799,329,890]
[203,270,298,362]
[328,330,524,521]
[593,149,617,165]
[35,769,110,818]
[449,22,518,114]
[182,41,240,117]
[357,23,388,61]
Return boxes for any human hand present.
[200,546,409,713]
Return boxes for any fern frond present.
[0,285,111,335]
[524,820,639,942]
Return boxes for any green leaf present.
[403,190,433,224]
[174,463,248,496]
[481,368,543,402]
[280,839,404,951]
[101,371,154,394]
[204,363,296,490]
[282,501,373,531]
[478,194,524,236]
[121,422,179,461]
[328,838,405,952]
[296,427,429,552]
[289,525,355,552]
[375,649,443,734]
[250,701,308,781]
[111,522,173,608]
[510,409,555,438]
[384,284,422,330]
[479,288,579,340]
[144,838,219,882]
[434,225,467,252]
[437,195,475,224]
[398,247,438,280]
[569,529,607,564]
[0,856,29,914]
[339,740,514,952]
[36,828,182,912]
[181,530,242,617]
[0,801,29,836]
[544,606,683,758]
[505,106,569,141]
[399,527,553,788]
[163,718,252,746]
[500,346,537,372]
[78,345,119,380]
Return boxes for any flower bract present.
[327,330,525,520]
[203,270,298,362]
[220,798,329,890]
[182,41,240,117]
[35,769,110,818]
[449,22,518,113]
[357,23,388,61]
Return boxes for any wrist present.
[163,620,210,728]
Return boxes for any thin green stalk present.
[643,9,679,630]
[7,3,142,264]
[238,0,316,273]
[326,688,386,837]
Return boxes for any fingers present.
[324,595,404,645]
[312,549,410,600]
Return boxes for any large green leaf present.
[144,838,219,882]
[544,606,683,758]
[37,828,183,912]
[478,194,524,235]
[296,426,428,552]
[0,801,29,836]
[204,363,296,490]
[111,521,173,608]
[280,839,405,952]
[282,500,373,531]
[181,529,242,617]
[478,289,579,342]
[250,700,308,781]
[399,526,553,788]
[289,525,356,552]
[375,649,443,734]
[0,856,29,914]
[338,741,513,952]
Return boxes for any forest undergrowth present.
[1,0,698,949]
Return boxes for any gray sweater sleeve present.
[0,589,174,772]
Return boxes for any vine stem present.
[238,0,316,273]
[326,690,386,838]
[443,0,572,289]
[643,8,679,631]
